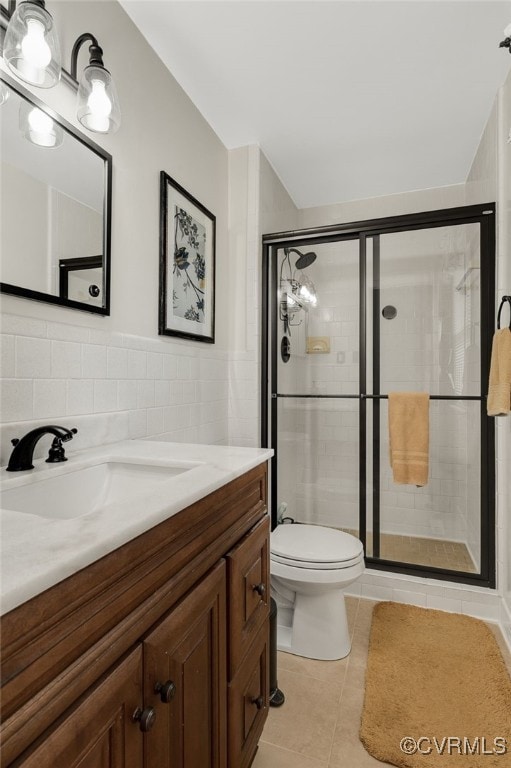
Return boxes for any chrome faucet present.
[6,425,78,472]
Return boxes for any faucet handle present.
[62,428,78,443]
[46,438,68,464]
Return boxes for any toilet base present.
[275,588,352,660]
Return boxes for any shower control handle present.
[253,583,265,597]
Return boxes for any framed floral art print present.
[159,171,216,343]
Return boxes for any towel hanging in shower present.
[388,392,430,486]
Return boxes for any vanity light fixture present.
[71,33,121,134]
[19,100,63,147]
[3,0,61,88]
[499,22,511,53]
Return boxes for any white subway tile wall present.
[0,313,229,466]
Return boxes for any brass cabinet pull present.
[154,680,176,703]
[132,706,156,732]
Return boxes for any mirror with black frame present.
[0,75,112,314]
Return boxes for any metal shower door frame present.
[262,203,496,588]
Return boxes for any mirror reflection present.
[0,78,110,313]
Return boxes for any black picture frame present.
[159,171,216,343]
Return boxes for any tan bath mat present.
[360,602,511,767]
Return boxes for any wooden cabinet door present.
[13,648,144,768]
[226,516,270,678]
[227,621,269,768]
[143,561,227,768]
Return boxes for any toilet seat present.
[271,524,364,570]
[271,551,363,570]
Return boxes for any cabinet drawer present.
[226,517,269,679]
[227,622,269,768]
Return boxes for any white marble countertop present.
[0,440,273,615]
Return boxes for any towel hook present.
[497,295,511,330]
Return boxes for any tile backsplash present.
[0,313,230,466]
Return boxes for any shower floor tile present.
[253,597,511,768]
[340,529,477,573]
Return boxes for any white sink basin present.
[1,460,195,520]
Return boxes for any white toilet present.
[270,524,364,660]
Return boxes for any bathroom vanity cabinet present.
[0,463,269,768]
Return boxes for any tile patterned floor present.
[341,529,477,573]
[253,597,511,768]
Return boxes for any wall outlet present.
[337,352,345,364]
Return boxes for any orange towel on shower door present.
[388,392,430,486]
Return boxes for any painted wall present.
[0,0,232,462]
[465,72,511,641]
[228,146,298,447]
[298,184,468,230]
[497,70,511,639]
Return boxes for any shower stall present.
[262,204,496,586]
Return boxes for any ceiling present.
[121,1,511,209]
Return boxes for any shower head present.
[295,251,317,270]
[284,247,317,270]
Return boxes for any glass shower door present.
[370,221,487,576]
[265,202,495,587]
[275,237,361,538]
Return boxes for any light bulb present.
[28,107,53,134]
[23,105,61,147]
[86,80,112,132]
[0,82,9,106]
[21,19,51,69]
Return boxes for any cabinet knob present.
[132,706,156,732]
[251,696,264,710]
[253,583,266,597]
[155,680,176,703]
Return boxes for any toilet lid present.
[271,524,363,567]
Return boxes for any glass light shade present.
[3,2,61,88]
[19,100,63,148]
[77,65,121,134]
[296,272,318,307]
[0,81,10,105]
